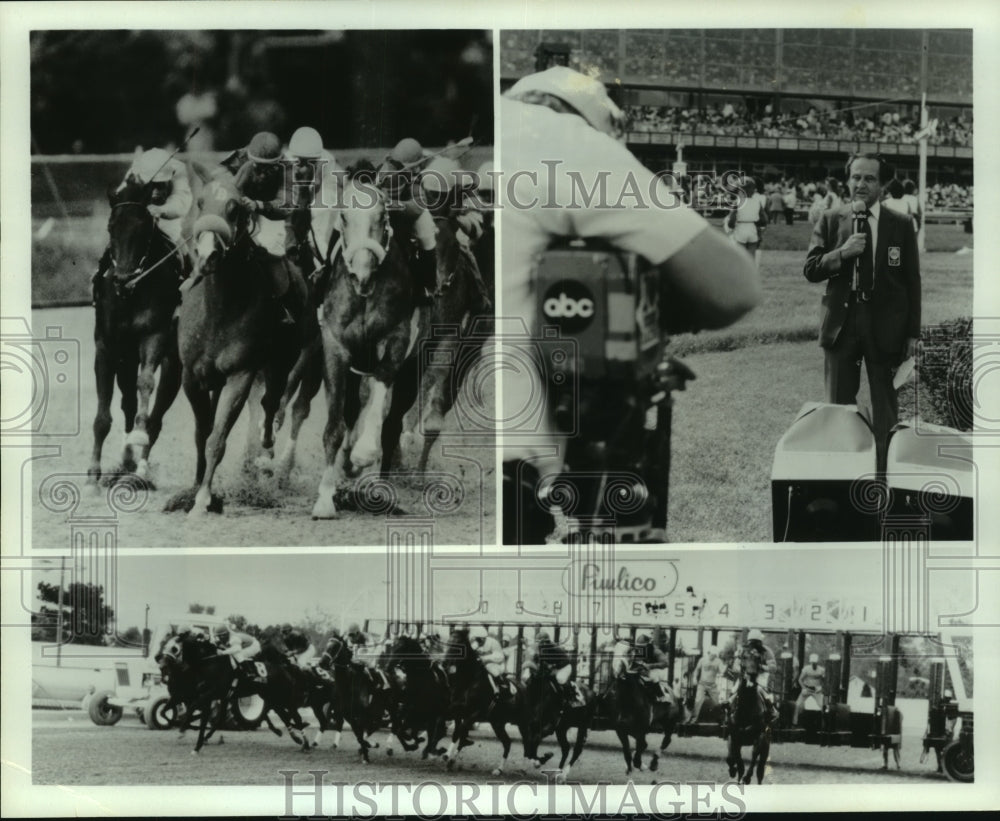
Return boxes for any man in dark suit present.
[804,153,921,473]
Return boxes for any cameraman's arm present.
[658,225,760,332]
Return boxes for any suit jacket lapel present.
[875,209,888,278]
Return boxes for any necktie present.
[858,211,874,294]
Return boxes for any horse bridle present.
[108,201,187,292]
[339,199,394,275]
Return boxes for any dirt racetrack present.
[32,703,950,787]
[27,308,495,548]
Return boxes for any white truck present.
[85,615,265,730]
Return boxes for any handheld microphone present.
[851,199,867,290]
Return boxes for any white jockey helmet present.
[476,161,494,192]
[289,126,324,160]
[506,66,626,140]
[133,148,174,183]
[809,653,820,663]
[747,629,765,642]
[421,157,463,195]
[469,625,488,640]
[706,645,719,657]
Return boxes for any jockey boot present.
[413,247,438,306]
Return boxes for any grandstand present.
[500,29,972,189]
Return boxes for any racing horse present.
[441,631,527,775]
[89,177,183,485]
[522,663,597,783]
[314,634,399,764]
[170,174,308,515]
[382,634,452,760]
[401,211,493,473]
[155,631,311,754]
[725,676,773,785]
[310,175,430,518]
[601,661,685,775]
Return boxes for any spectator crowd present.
[627,103,973,148]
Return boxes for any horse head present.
[192,176,247,276]
[443,632,477,679]
[337,177,394,298]
[106,179,156,282]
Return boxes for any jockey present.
[532,630,582,706]
[285,125,342,277]
[730,629,778,724]
[793,653,826,726]
[222,131,299,325]
[317,628,354,670]
[631,634,673,703]
[473,628,508,700]
[376,137,438,305]
[215,624,262,680]
[689,645,725,723]
[419,156,485,245]
[92,146,194,303]
[277,624,312,667]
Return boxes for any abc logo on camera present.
[542,280,596,334]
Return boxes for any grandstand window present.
[889,30,924,51]
[817,29,853,47]
[929,29,972,54]
[854,29,894,49]
[580,29,619,76]
[624,31,666,81]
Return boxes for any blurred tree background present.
[30,30,493,154]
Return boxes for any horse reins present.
[108,201,191,293]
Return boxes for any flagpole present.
[918,92,927,254]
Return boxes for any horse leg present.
[616,729,633,775]
[380,355,419,475]
[490,719,512,777]
[88,339,115,484]
[755,736,770,784]
[726,737,741,780]
[634,732,648,772]
[189,370,255,516]
[444,714,468,770]
[116,353,139,472]
[349,376,392,473]
[276,342,323,484]
[416,338,457,472]
[565,722,589,780]
[258,358,289,464]
[184,380,212,486]
[146,341,181,454]
[555,724,570,772]
[312,350,349,519]
[129,334,168,480]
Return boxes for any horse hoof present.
[446,759,455,772]
[650,756,659,772]
[311,498,340,520]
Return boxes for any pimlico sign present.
[562,561,680,598]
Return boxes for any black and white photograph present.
[24,548,976,790]
[23,27,496,548]
[498,28,977,546]
[2,2,999,819]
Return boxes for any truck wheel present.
[88,690,123,726]
[145,696,175,730]
[943,740,974,783]
[230,694,266,730]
